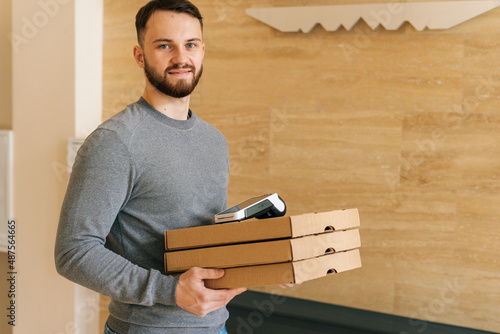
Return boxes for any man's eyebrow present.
[153,38,173,43]
[152,38,202,43]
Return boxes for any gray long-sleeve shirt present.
[55,98,229,333]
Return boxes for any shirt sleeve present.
[54,128,178,307]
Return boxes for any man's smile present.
[166,65,194,78]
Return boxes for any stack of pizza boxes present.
[164,209,361,289]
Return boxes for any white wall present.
[11,0,102,332]
[1,1,13,333]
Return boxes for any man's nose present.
[171,47,189,65]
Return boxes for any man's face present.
[139,10,204,98]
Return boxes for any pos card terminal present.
[215,193,286,223]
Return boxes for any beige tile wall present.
[0,0,12,130]
[102,0,500,332]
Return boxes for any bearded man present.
[55,1,245,333]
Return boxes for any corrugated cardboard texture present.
[290,229,361,260]
[205,249,362,289]
[293,249,362,283]
[165,229,361,273]
[165,239,292,273]
[165,217,292,251]
[290,209,360,237]
[165,209,359,251]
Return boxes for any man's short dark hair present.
[135,0,203,46]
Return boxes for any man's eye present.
[160,44,170,49]
[186,43,196,49]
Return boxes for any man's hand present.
[176,267,247,317]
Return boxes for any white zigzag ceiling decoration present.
[245,1,500,32]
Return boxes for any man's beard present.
[144,59,203,98]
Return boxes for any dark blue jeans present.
[104,322,227,334]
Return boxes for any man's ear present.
[133,45,145,69]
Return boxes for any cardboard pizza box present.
[165,229,361,273]
[204,249,362,289]
[165,209,360,251]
